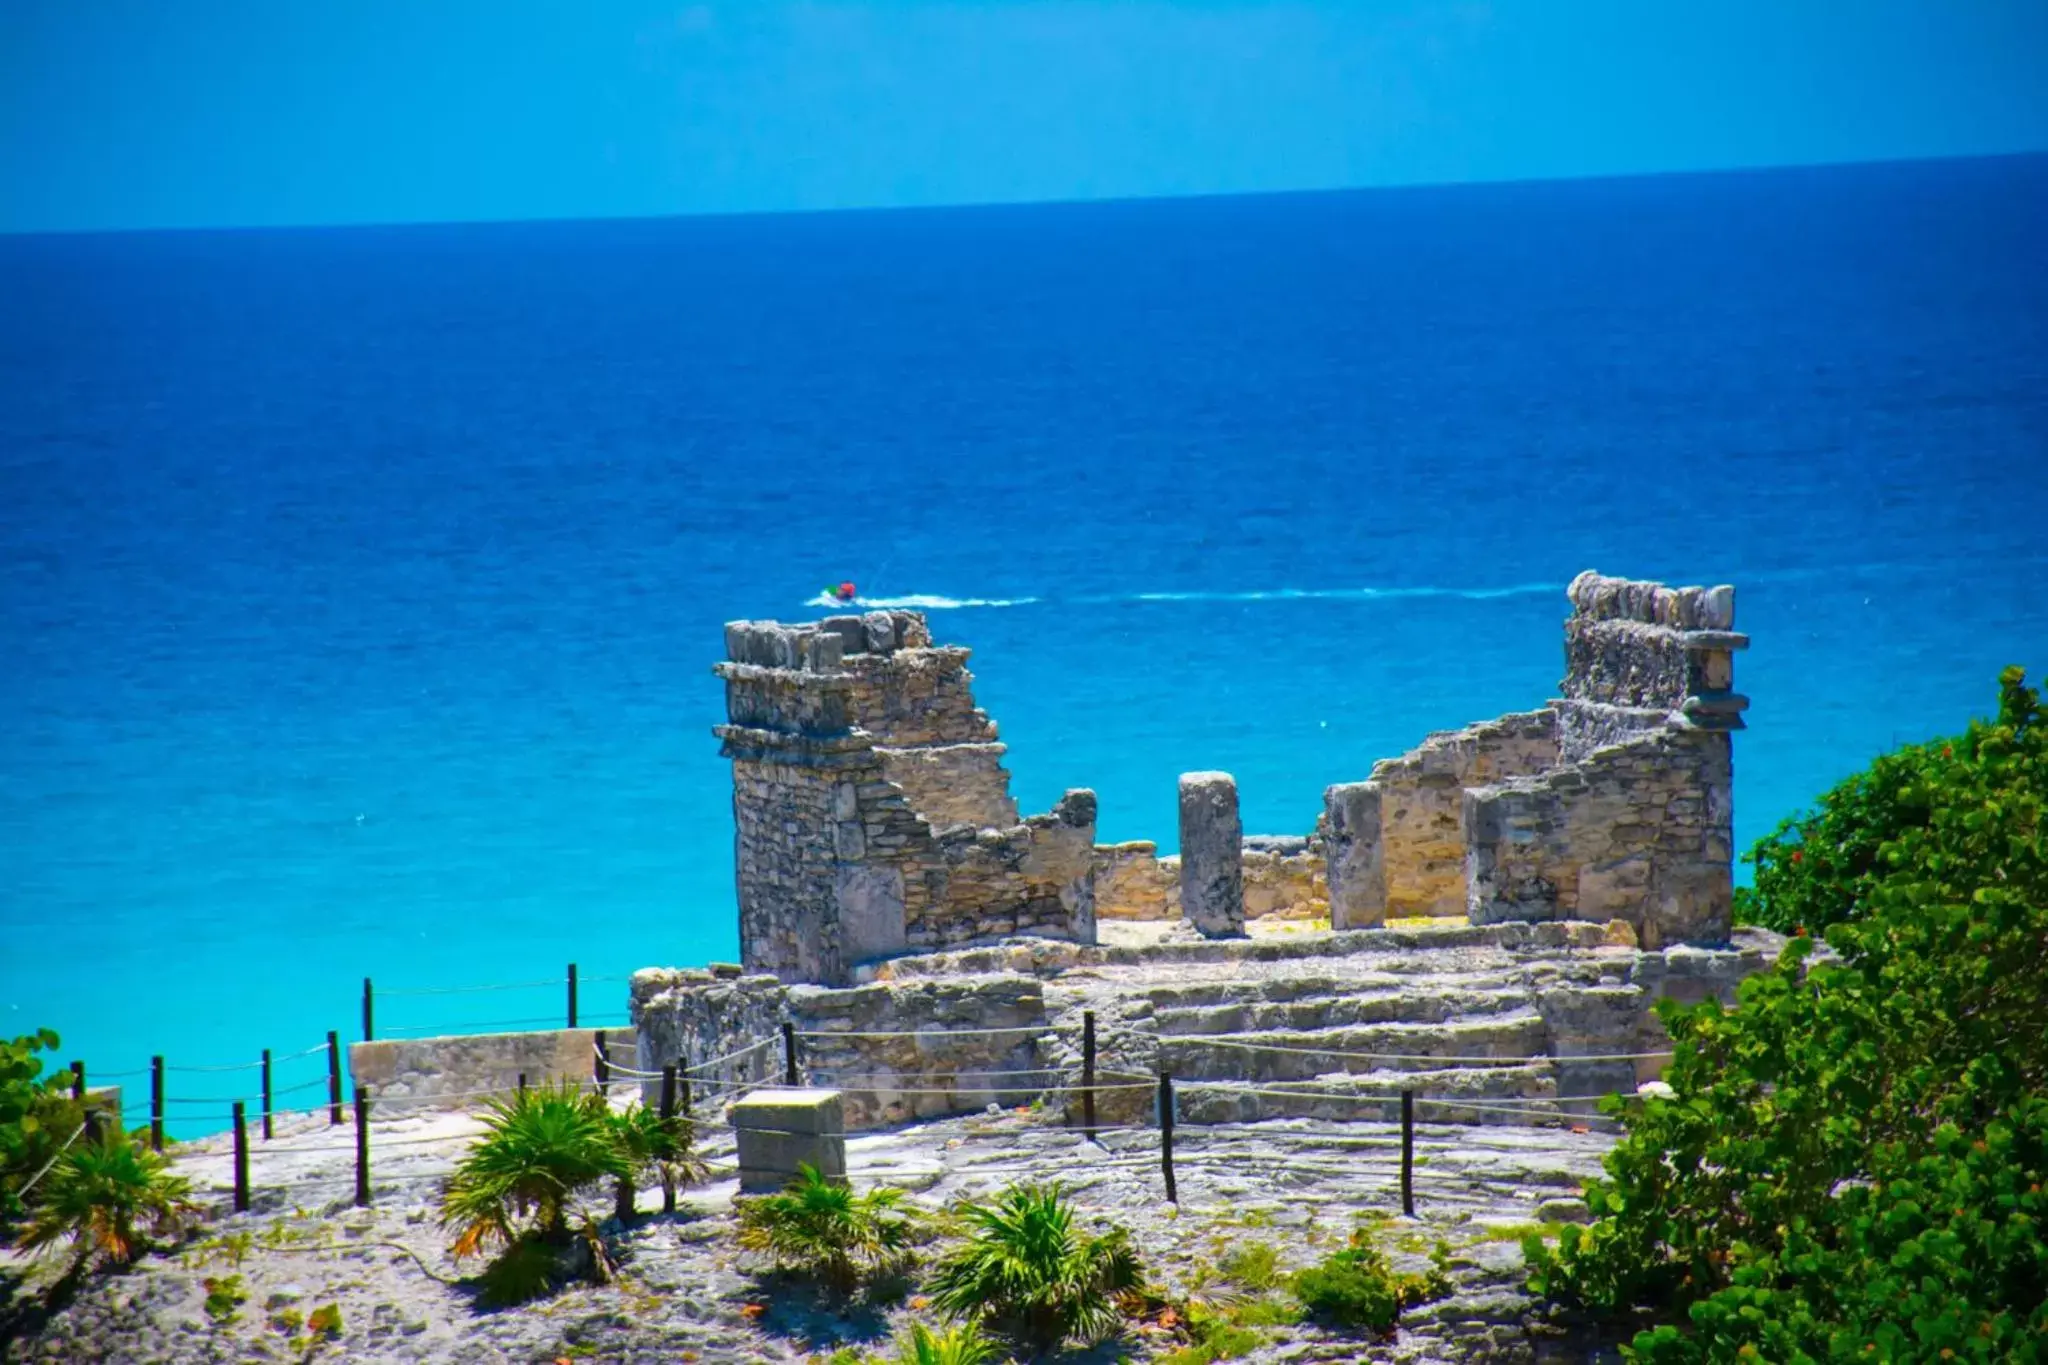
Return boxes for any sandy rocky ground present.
[2,1088,1629,1365]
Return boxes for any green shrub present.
[13,1125,199,1270]
[1216,1240,1281,1292]
[888,1320,1002,1365]
[305,1304,342,1340]
[1,1028,90,1230]
[1290,1232,1450,1333]
[928,1182,1142,1353]
[201,1273,246,1325]
[440,1081,628,1261]
[1528,667,2048,1358]
[1158,1298,1264,1364]
[734,1163,916,1296]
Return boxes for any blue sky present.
[4,0,2046,233]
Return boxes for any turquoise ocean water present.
[2,155,2044,1132]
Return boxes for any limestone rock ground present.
[2,1104,1621,1364]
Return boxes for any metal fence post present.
[1159,1071,1178,1205]
[232,1102,250,1213]
[1401,1089,1416,1218]
[150,1055,165,1151]
[353,1086,371,1208]
[1082,1011,1098,1142]
[326,1032,343,1125]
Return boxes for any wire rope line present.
[378,1016,567,1036]
[1171,1036,1675,1066]
[794,1024,1053,1040]
[15,1124,87,1200]
[687,1038,777,1073]
[376,978,563,998]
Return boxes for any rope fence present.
[51,969,1674,1231]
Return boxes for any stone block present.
[733,1088,848,1191]
[1321,781,1386,929]
[733,1087,845,1137]
[1178,771,1245,938]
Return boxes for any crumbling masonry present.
[716,611,1097,987]
[713,571,1747,984]
[630,573,1767,1136]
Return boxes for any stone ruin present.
[714,570,1747,986]
[632,571,1772,1136]
[715,610,1097,988]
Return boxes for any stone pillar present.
[1321,782,1386,930]
[1178,772,1245,938]
[732,1088,847,1192]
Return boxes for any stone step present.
[1157,1013,1553,1083]
[858,918,1616,984]
[1149,986,1536,1037]
[1173,1064,1563,1128]
[1127,958,1618,1010]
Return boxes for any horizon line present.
[6,146,2045,242]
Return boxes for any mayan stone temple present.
[631,571,1776,1135]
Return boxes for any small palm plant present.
[15,1126,199,1272]
[734,1163,916,1296]
[440,1082,628,1303]
[891,1320,1002,1365]
[928,1183,1142,1354]
[605,1103,706,1219]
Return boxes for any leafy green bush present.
[201,1273,247,1325]
[928,1182,1142,1353]
[1527,667,2048,1359]
[888,1320,1001,1365]
[1216,1240,1282,1292]
[1731,676,2039,938]
[440,1082,628,1261]
[1290,1231,1450,1333]
[13,1126,199,1270]
[735,1163,916,1296]
[1,1028,87,1229]
[1157,1300,1264,1365]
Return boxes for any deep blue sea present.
[3,155,2045,1132]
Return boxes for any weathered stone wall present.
[1241,835,1328,920]
[718,613,1095,987]
[1349,709,1561,919]
[909,792,1098,951]
[1464,723,1735,946]
[1560,573,1737,709]
[348,1029,625,1109]
[1091,838,1325,921]
[633,969,1059,1130]
[1093,841,1180,920]
[1557,570,1748,758]
[1458,572,1749,947]
[629,967,787,1109]
[790,976,1053,1128]
[875,743,1018,829]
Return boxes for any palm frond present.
[439,1080,628,1256]
[734,1163,918,1295]
[16,1129,199,1269]
[929,1183,1142,1352]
